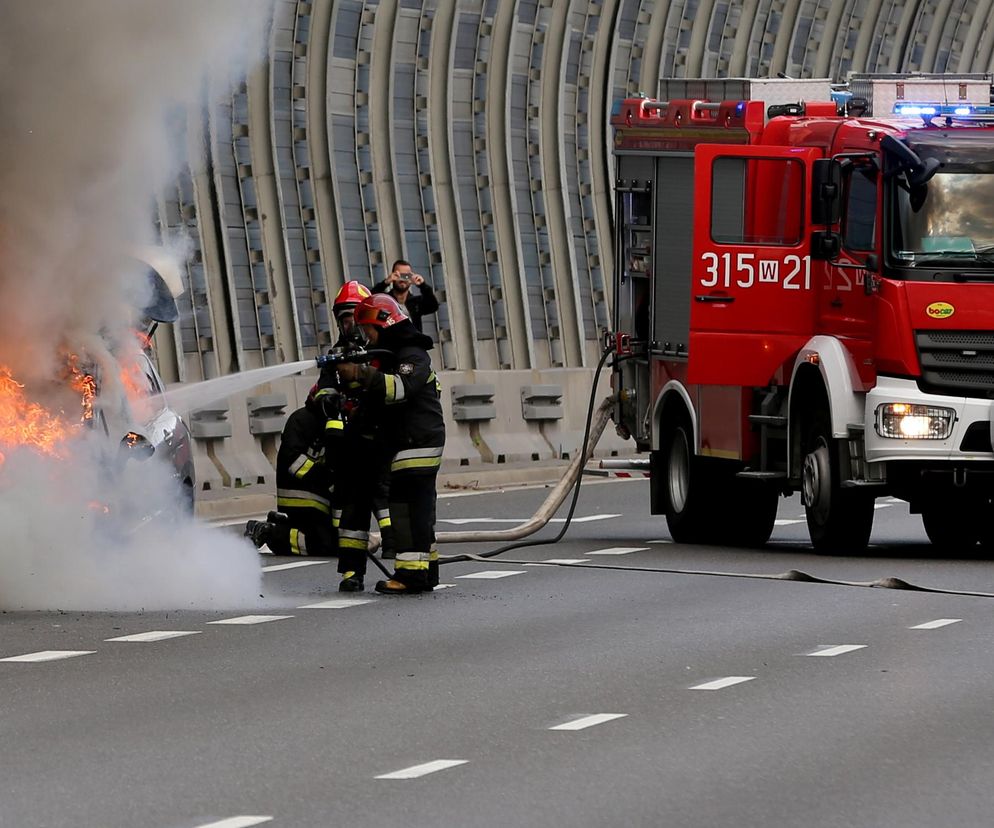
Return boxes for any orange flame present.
[0,368,73,462]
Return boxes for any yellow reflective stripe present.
[391,456,442,472]
[384,374,405,404]
[395,559,429,571]
[294,458,316,479]
[332,517,341,528]
[277,489,331,508]
[326,419,343,431]
[339,538,367,550]
[429,548,439,562]
[288,454,310,475]
[377,516,392,528]
[290,528,306,555]
[277,497,330,514]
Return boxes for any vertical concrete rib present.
[543,0,583,367]
[640,0,671,87]
[489,0,535,368]
[888,3,922,71]
[727,0,760,76]
[308,0,349,305]
[769,0,802,76]
[919,0,955,71]
[428,0,477,368]
[975,1,994,70]
[370,0,405,263]
[685,0,716,76]
[851,0,885,72]
[959,0,993,71]
[813,0,849,78]
[591,0,621,306]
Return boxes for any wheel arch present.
[651,380,697,453]
[788,336,864,478]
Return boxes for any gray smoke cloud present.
[0,0,275,610]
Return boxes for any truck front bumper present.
[864,376,994,464]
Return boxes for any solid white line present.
[262,560,331,572]
[0,650,95,663]
[588,546,648,556]
[910,618,962,630]
[804,644,867,657]
[549,713,628,731]
[106,631,201,643]
[454,570,527,580]
[193,818,273,828]
[645,539,673,544]
[690,676,755,690]
[298,598,375,609]
[375,759,468,779]
[208,615,295,625]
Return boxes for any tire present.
[725,481,779,547]
[661,421,712,543]
[922,504,980,551]
[802,413,874,553]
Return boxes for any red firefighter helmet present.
[332,280,372,319]
[354,293,409,329]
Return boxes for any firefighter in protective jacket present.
[337,292,445,594]
[244,382,344,556]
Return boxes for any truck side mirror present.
[811,158,842,225]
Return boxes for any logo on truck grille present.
[926,302,955,319]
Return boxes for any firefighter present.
[244,381,343,556]
[372,259,440,334]
[327,280,395,592]
[337,292,445,595]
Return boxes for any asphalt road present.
[3,477,994,827]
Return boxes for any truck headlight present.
[875,403,955,439]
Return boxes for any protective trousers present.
[336,447,391,578]
[265,506,336,557]
[387,462,440,589]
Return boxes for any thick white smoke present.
[0,0,275,610]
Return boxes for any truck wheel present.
[726,481,778,547]
[922,505,980,551]
[662,421,711,543]
[802,416,873,552]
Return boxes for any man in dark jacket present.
[244,383,343,556]
[336,292,445,594]
[371,259,439,334]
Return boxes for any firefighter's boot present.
[244,520,277,549]
[374,578,424,595]
[338,571,364,592]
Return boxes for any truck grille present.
[916,330,994,397]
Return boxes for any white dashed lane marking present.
[549,714,628,731]
[588,547,648,556]
[645,539,673,544]
[262,560,331,573]
[804,644,867,657]
[375,759,468,779]
[0,650,95,663]
[454,570,527,580]
[774,519,805,526]
[298,598,375,609]
[690,676,756,690]
[874,503,892,510]
[193,818,273,828]
[208,615,295,625]
[910,618,962,630]
[106,631,201,643]
[431,584,457,590]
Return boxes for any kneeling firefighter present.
[336,292,445,595]
[245,380,344,556]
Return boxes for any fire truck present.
[609,75,994,552]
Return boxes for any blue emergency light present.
[893,102,994,117]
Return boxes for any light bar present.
[893,102,994,117]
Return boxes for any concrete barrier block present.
[450,384,496,421]
[438,371,486,468]
[246,393,288,435]
[472,370,555,463]
[521,384,563,421]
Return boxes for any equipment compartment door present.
[689,144,819,387]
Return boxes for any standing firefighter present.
[328,279,395,592]
[337,292,445,595]
[244,382,343,556]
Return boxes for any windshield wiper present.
[910,254,994,267]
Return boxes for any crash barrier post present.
[189,405,234,491]
[520,384,563,459]
[447,383,495,466]
[243,392,288,483]
[536,368,633,460]
[469,371,557,463]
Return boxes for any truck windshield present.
[892,171,994,267]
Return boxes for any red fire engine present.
[609,76,994,552]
